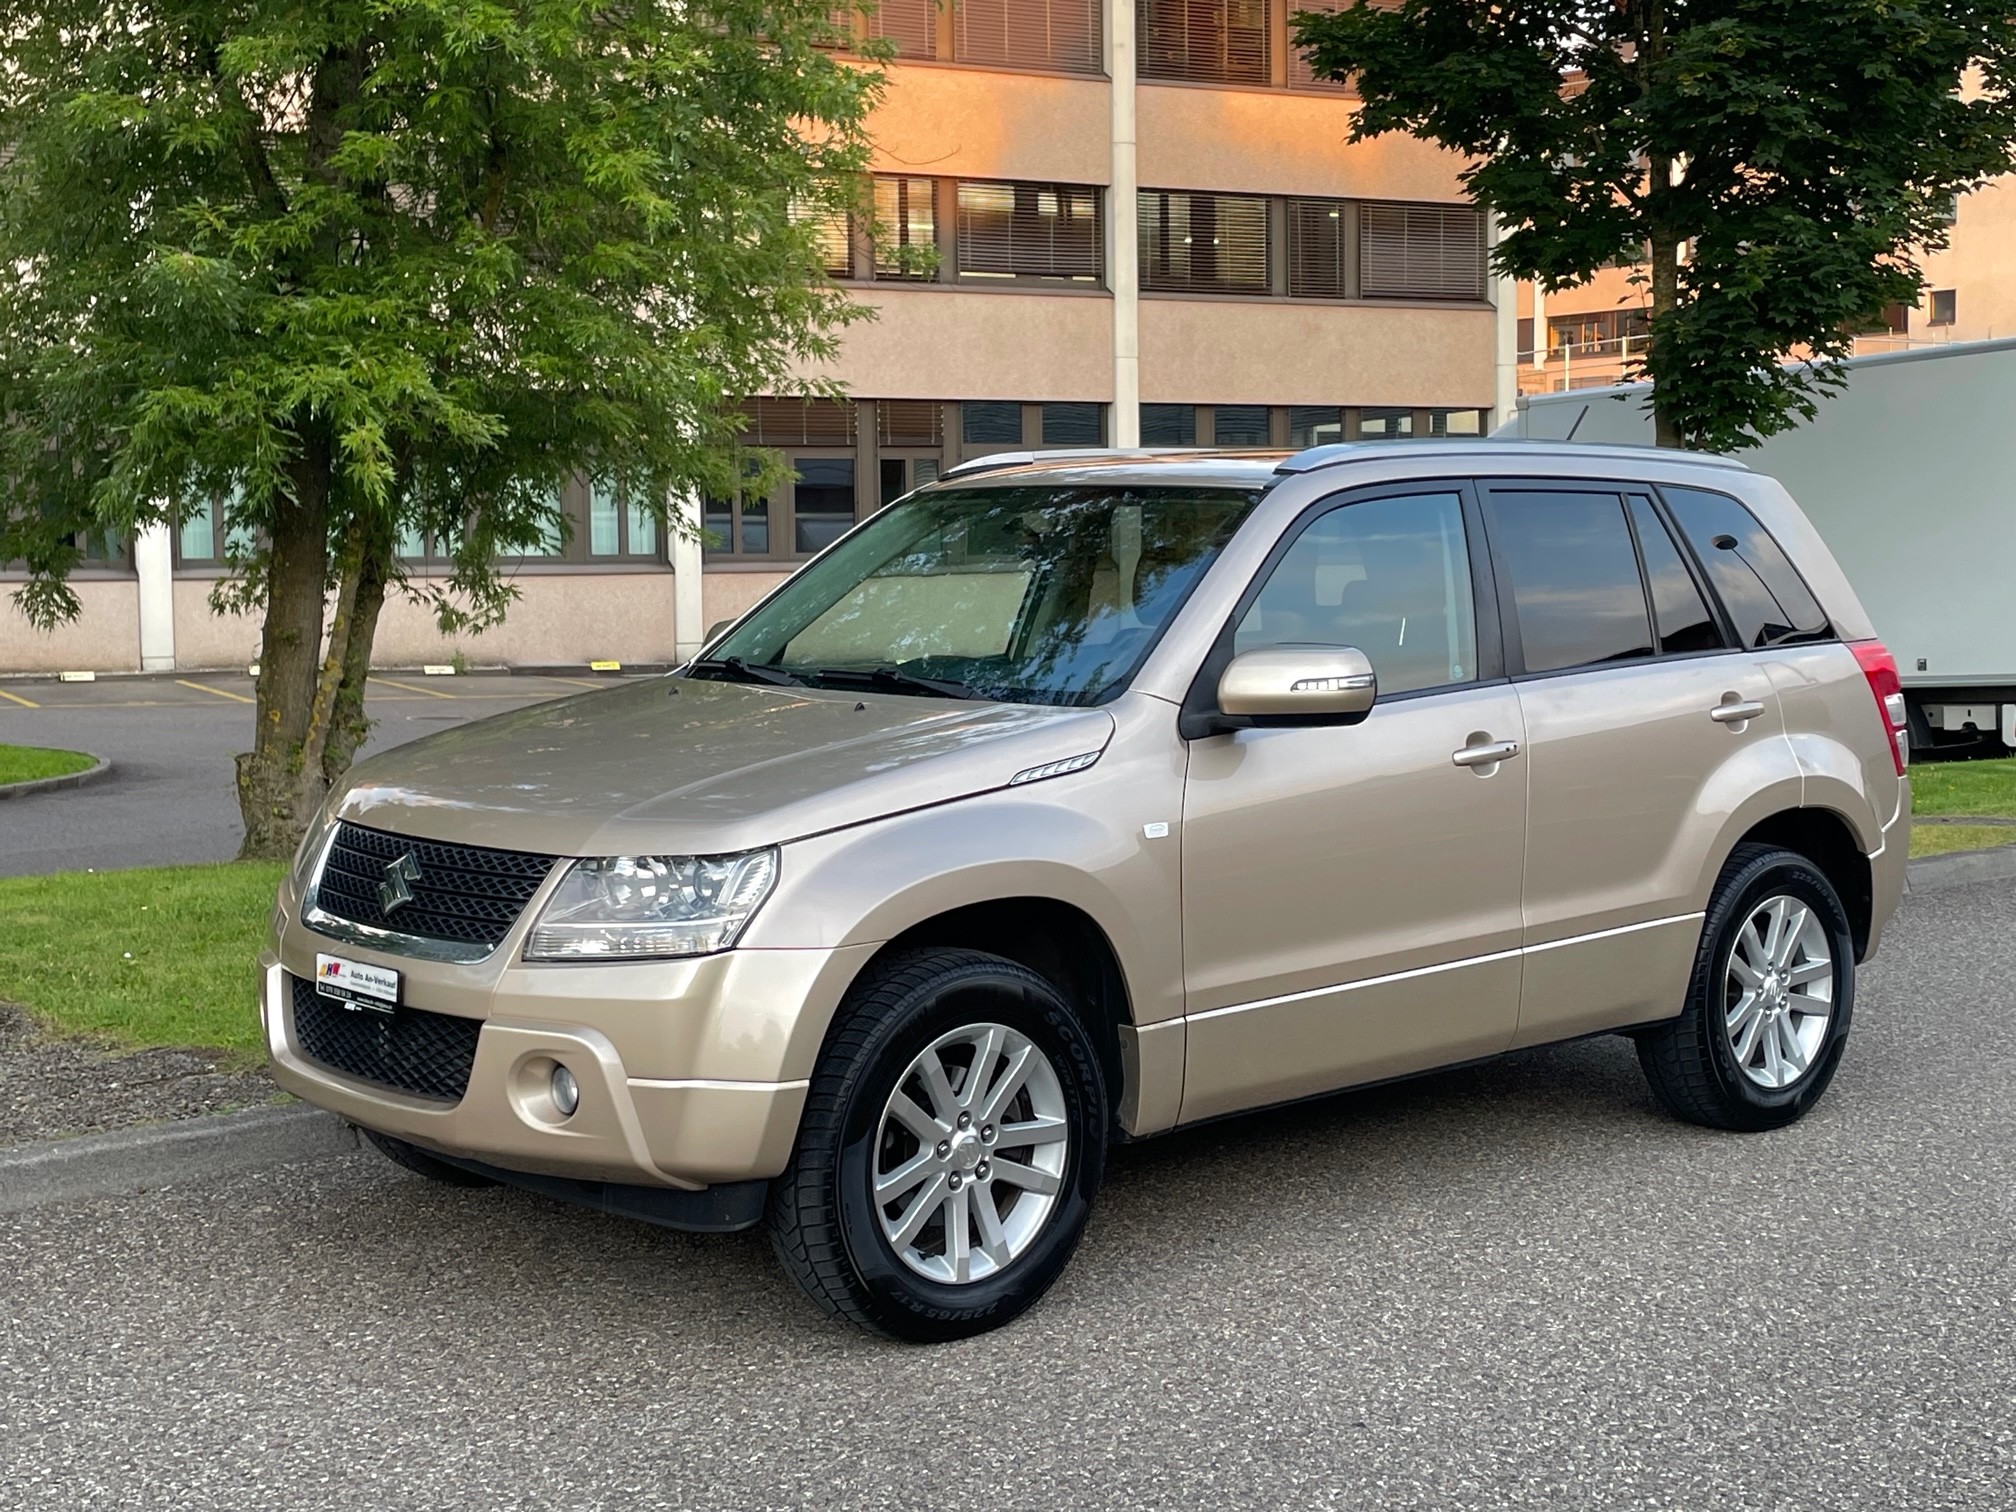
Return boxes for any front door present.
[1178,486,1527,1123]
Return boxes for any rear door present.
[1481,483,1785,1048]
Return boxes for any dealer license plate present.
[313,953,400,1014]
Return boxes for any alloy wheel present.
[1724,893,1835,1090]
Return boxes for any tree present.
[1296,1,2016,449]
[0,1,884,855]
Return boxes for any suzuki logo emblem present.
[378,852,421,914]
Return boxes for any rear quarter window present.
[1660,486,1831,649]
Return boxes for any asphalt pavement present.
[0,672,633,876]
[3,879,2013,1509]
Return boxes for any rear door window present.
[1660,486,1830,648]
[1485,490,1654,674]
[1628,496,1726,655]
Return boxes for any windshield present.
[702,485,1262,707]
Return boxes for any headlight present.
[524,849,779,961]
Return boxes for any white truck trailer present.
[1505,337,2016,754]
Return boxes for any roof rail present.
[1272,438,1749,475]
[936,447,1204,481]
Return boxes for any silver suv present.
[264,442,1911,1340]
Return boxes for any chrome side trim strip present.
[1186,912,1706,1025]
[625,1077,812,1093]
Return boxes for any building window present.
[863,0,1101,74]
[1140,403,1197,445]
[962,401,1024,446]
[1930,289,1957,327]
[955,181,1103,285]
[173,490,257,569]
[1360,407,1414,440]
[1286,0,1352,91]
[1359,202,1487,300]
[1288,406,1344,446]
[878,400,948,504]
[1139,0,1268,85]
[957,0,1102,73]
[1139,190,1271,295]
[1210,405,1271,446]
[1428,408,1488,437]
[790,197,852,280]
[1041,403,1104,445]
[709,398,859,562]
[1548,308,1650,352]
[873,176,938,281]
[1287,197,1349,298]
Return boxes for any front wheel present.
[767,949,1108,1341]
[1638,843,1856,1131]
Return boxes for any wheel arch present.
[1727,808,1875,961]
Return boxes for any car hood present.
[328,676,1117,857]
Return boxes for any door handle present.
[1452,739,1520,768]
[1710,699,1766,724]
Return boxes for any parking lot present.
[0,671,635,875]
[3,876,2013,1509]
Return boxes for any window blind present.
[1287,0,1400,90]
[1139,0,1268,85]
[867,0,939,57]
[955,181,1103,283]
[877,400,946,447]
[1138,190,1271,295]
[790,198,853,280]
[1286,197,1348,297]
[873,175,937,280]
[741,398,857,447]
[1358,203,1486,300]
[956,0,1101,73]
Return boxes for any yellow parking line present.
[371,676,456,700]
[0,688,38,708]
[175,678,255,704]
[546,676,608,690]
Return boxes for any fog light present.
[550,1064,580,1118]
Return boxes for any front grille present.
[310,821,554,951]
[290,975,481,1102]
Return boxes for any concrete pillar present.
[1107,0,1140,446]
[133,521,176,672]
[670,488,705,662]
[1488,213,1519,432]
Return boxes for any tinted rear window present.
[1488,490,1654,674]
[1629,496,1725,655]
[1661,486,1830,648]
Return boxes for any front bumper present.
[262,894,875,1194]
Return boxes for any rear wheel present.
[1638,844,1855,1131]
[360,1127,496,1187]
[768,949,1107,1341]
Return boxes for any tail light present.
[1850,640,1908,776]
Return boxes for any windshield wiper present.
[811,665,988,701]
[688,656,804,688]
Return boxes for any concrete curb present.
[1906,845,2016,893]
[0,1104,359,1216]
[0,755,112,803]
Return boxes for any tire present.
[767,948,1109,1342]
[360,1127,497,1187]
[1637,843,1856,1132]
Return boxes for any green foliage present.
[1296,1,2016,449]
[0,0,885,626]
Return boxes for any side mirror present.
[1209,645,1377,731]
[705,618,733,643]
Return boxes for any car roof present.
[928,440,1750,493]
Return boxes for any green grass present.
[0,742,95,785]
[1909,823,2016,859]
[1910,756,2016,820]
[0,861,285,1058]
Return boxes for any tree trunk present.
[1648,233,1683,449]
[236,429,333,858]
[322,515,393,785]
